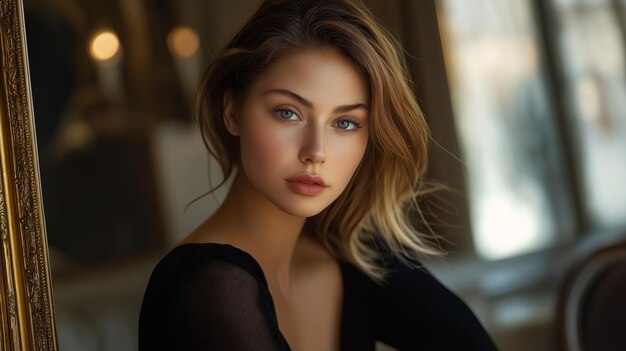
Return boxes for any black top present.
[139,243,498,350]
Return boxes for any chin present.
[271,196,331,218]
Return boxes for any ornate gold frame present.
[0,0,58,350]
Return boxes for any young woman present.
[139,0,498,350]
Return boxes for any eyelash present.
[274,106,300,121]
[272,106,363,131]
[334,117,363,132]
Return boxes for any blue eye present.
[335,119,360,131]
[276,109,298,121]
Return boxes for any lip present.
[286,174,328,196]
[286,174,327,186]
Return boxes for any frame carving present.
[0,0,58,350]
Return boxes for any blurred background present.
[23,0,626,350]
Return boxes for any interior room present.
[19,0,626,350]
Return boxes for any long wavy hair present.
[194,0,443,284]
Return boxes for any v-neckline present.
[174,242,347,351]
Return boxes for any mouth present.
[286,174,327,187]
[286,174,327,196]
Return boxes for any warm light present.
[167,26,200,57]
[474,189,548,259]
[89,31,120,61]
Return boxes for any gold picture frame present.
[0,0,58,349]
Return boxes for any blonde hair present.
[195,0,443,284]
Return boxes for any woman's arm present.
[139,257,286,351]
[375,258,499,350]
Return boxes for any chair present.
[558,239,626,351]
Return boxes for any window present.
[436,0,580,259]
[552,0,626,229]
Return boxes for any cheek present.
[329,133,368,182]
[239,119,296,178]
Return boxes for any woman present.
[139,0,498,350]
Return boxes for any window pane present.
[437,0,576,259]
[552,0,626,229]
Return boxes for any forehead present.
[248,47,369,107]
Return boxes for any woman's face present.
[225,47,369,218]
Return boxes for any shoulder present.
[139,244,272,347]
[377,256,476,321]
[382,257,450,299]
[140,243,270,321]
[143,243,271,304]
[373,256,499,350]
[339,255,457,310]
[150,243,265,283]
[139,243,287,350]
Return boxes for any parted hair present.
[195,0,442,284]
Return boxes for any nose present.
[299,123,326,164]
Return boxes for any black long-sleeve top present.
[139,242,498,350]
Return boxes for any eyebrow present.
[261,88,368,113]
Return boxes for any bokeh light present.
[89,30,120,61]
[167,26,200,57]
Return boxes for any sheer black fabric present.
[139,243,498,350]
[139,244,289,350]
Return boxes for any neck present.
[206,169,307,293]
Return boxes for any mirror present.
[0,0,56,349]
[23,0,265,350]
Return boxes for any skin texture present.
[180,46,369,350]
[228,47,369,219]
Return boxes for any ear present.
[223,89,240,136]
